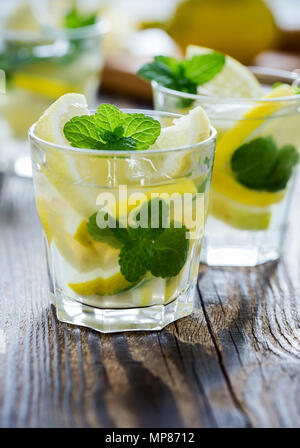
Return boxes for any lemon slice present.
[73,219,95,248]
[34,93,99,216]
[209,189,271,230]
[212,84,295,206]
[35,92,89,145]
[186,45,262,98]
[36,196,117,272]
[152,106,210,149]
[3,0,41,31]
[129,106,211,181]
[12,73,76,99]
[68,268,133,296]
[214,85,296,170]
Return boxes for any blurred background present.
[99,0,300,100]
[0,0,300,177]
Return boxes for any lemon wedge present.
[212,84,295,206]
[68,269,133,296]
[73,219,95,248]
[35,93,99,217]
[3,0,41,31]
[12,73,76,100]
[35,92,89,145]
[186,45,262,98]
[121,106,211,182]
[209,189,271,230]
[214,85,296,170]
[152,106,210,149]
[36,196,118,272]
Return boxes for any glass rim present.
[1,18,109,42]
[29,108,217,156]
[151,66,300,104]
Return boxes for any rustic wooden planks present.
[0,166,299,428]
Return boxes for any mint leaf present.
[63,115,105,149]
[128,197,169,241]
[100,128,137,150]
[122,113,161,149]
[265,145,299,192]
[119,242,150,282]
[272,82,283,89]
[150,223,189,278]
[94,104,124,134]
[138,52,225,96]
[231,137,278,190]
[63,104,161,150]
[231,137,299,192]
[184,53,226,86]
[86,199,189,283]
[137,56,179,89]
[64,7,97,29]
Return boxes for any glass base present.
[201,216,286,267]
[201,245,280,267]
[52,283,196,333]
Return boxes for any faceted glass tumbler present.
[0,19,107,177]
[152,68,300,267]
[29,110,217,332]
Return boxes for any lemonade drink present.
[0,1,106,174]
[29,94,216,332]
[141,48,300,266]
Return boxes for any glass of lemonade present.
[152,68,300,267]
[0,2,107,176]
[29,96,216,332]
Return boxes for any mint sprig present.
[231,136,299,192]
[265,145,299,192]
[64,7,97,29]
[137,53,225,96]
[63,104,161,150]
[87,198,189,283]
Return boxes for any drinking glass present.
[152,68,300,266]
[0,18,108,176]
[29,110,217,332]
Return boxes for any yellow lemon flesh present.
[68,270,133,296]
[209,190,271,231]
[36,196,117,273]
[186,45,262,98]
[212,85,296,208]
[12,73,76,100]
[34,93,99,217]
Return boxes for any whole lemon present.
[165,0,279,64]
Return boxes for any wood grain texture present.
[0,129,300,428]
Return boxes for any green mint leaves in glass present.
[30,94,216,332]
[0,1,106,177]
[147,45,300,266]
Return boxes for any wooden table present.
[0,95,300,429]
